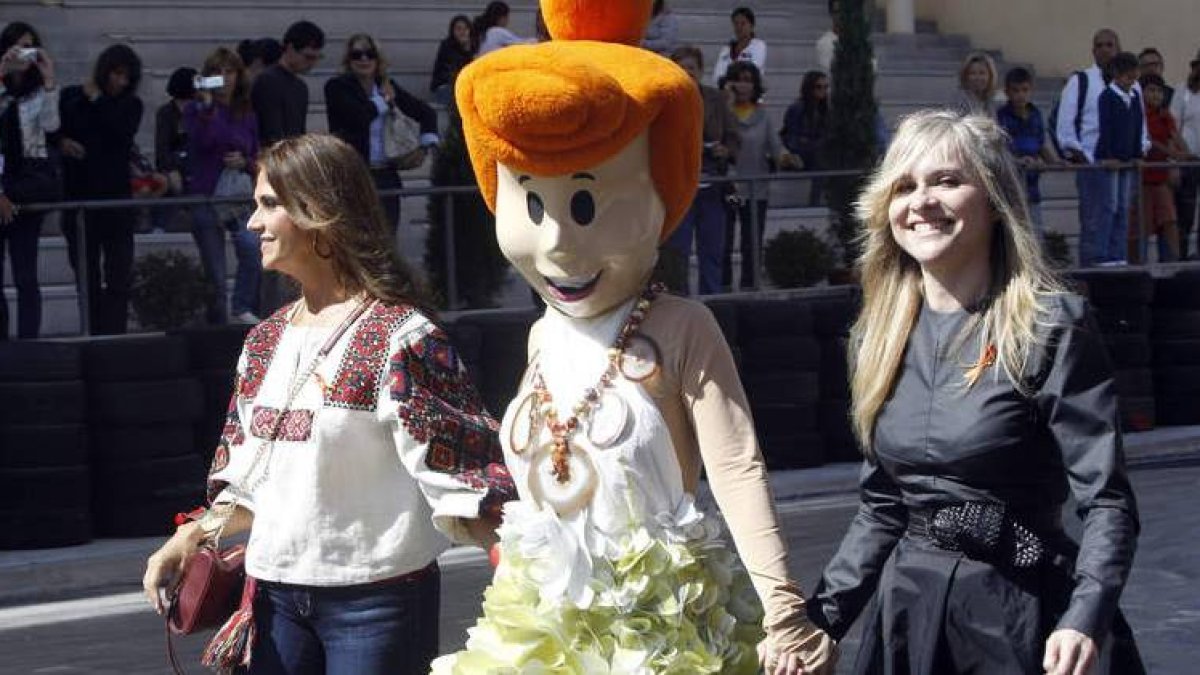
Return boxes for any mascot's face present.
[495,132,665,318]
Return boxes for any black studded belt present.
[909,501,1061,569]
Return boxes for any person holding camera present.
[325,33,437,233]
[58,43,143,335]
[185,47,262,325]
[0,22,59,340]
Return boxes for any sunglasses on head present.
[349,48,378,61]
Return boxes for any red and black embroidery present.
[205,305,291,503]
[390,329,516,507]
[326,304,416,411]
[206,392,243,503]
[238,308,290,400]
[250,406,315,442]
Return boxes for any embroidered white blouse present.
[207,301,513,586]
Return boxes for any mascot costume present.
[433,1,837,672]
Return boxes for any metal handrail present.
[10,160,1200,336]
[16,160,1200,214]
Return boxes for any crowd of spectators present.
[2,6,1200,336]
[1047,29,1200,265]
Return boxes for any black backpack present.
[1049,70,1089,156]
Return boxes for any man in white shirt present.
[1169,48,1200,258]
[1055,29,1150,266]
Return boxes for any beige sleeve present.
[666,301,835,664]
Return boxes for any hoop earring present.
[312,233,334,259]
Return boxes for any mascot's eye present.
[527,192,545,225]
[570,190,595,226]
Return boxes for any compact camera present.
[193,75,225,90]
[17,47,38,62]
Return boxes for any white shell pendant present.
[619,334,661,381]
[527,445,598,517]
[587,391,631,449]
[508,392,540,455]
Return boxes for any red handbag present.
[165,545,246,675]
[168,544,246,634]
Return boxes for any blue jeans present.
[666,185,726,294]
[1104,168,1135,263]
[191,205,261,322]
[1076,167,1119,266]
[246,565,440,675]
[1027,201,1044,237]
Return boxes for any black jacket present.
[58,85,142,198]
[429,38,473,93]
[323,74,437,165]
[808,294,1142,674]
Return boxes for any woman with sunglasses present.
[325,34,437,233]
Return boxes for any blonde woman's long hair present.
[850,110,1065,454]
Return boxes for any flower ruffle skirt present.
[432,504,764,674]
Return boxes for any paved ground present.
[0,458,1195,674]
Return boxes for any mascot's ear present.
[540,0,653,45]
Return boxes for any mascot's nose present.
[538,217,582,265]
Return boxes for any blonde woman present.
[805,111,1144,675]
[952,51,998,116]
[324,33,438,231]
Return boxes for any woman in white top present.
[0,21,60,340]
[641,0,680,57]
[143,133,514,675]
[1170,53,1200,258]
[712,6,768,87]
[474,1,532,56]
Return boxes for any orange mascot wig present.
[455,0,703,239]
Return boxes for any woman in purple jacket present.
[185,46,261,324]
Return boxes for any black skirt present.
[849,535,1144,675]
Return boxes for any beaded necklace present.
[532,282,663,483]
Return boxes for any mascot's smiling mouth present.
[544,271,602,303]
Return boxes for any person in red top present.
[1131,73,1195,262]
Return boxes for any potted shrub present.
[1042,230,1073,270]
[129,250,207,330]
[764,229,836,288]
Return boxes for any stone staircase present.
[4,0,1087,335]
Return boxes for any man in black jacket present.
[252,20,324,313]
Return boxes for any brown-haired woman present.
[142,133,513,675]
[185,46,262,324]
[325,33,438,233]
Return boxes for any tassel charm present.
[202,577,258,671]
